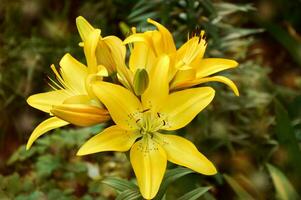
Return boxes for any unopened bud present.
[51,104,110,126]
[133,68,149,96]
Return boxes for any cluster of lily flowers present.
[27,16,239,199]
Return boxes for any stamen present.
[142,108,150,113]
[60,68,81,94]
[157,112,161,118]
[48,76,64,91]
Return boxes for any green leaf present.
[128,3,155,20]
[4,173,22,196]
[154,167,194,200]
[36,154,61,178]
[222,28,264,41]
[274,100,301,176]
[116,189,142,200]
[7,146,39,165]
[259,21,301,67]
[223,174,254,200]
[177,186,211,200]
[214,3,255,16]
[102,177,138,193]
[200,0,217,17]
[266,164,300,200]
[203,192,217,200]
[15,191,45,200]
[128,12,158,23]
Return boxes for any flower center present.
[135,109,166,136]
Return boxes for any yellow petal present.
[76,16,96,42]
[176,76,239,96]
[196,76,239,96]
[27,90,69,113]
[123,33,148,45]
[154,133,217,175]
[176,36,206,66]
[96,36,133,89]
[102,36,133,87]
[63,95,91,104]
[96,36,124,74]
[97,65,109,77]
[59,53,88,94]
[170,68,197,89]
[141,55,169,110]
[77,125,140,155]
[84,29,101,74]
[26,117,69,150]
[124,31,158,58]
[130,137,167,199]
[103,36,126,62]
[194,58,238,78]
[51,104,110,126]
[147,18,176,54]
[159,87,215,130]
[92,81,142,130]
[129,41,156,73]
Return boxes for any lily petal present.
[77,125,140,155]
[175,76,239,96]
[96,36,126,74]
[76,16,95,42]
[170,68,197,89]
[51,104,110,126]
[159,87,215,130]
[59,53,88,94]
[154,133,217,175]
[63,95,92,104]
[195,76,239,96]
[194,58,238,78]
[92,81,143,130]
[123,33,148,45]
[27,90,69,113]
[177,36,206,66]
[129,41,156,73]
[101,36,133,87]
[26,117,69,150]
[84,29,101,74]
[142,55,169,110]
[147,18,176,54]
[130,137,167,199]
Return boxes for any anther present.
[142,108,150,113]
[157,112,161,118]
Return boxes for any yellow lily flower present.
[124,18,239,96]
[76,16,133,90]
[26,29,111,150]
[77,55,217,199]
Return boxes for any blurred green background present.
[0,0,301,199]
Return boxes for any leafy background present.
[0,0,301,199]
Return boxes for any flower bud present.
[133,68,149,96]
[51,104,110,126]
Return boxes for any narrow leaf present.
[223,174,254,200]
[154,167,194,200]
[116,189,142,200]
[102,177,138,193]
[266,164,300,200]
[274,100,301,176]
[177,186,211,200]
